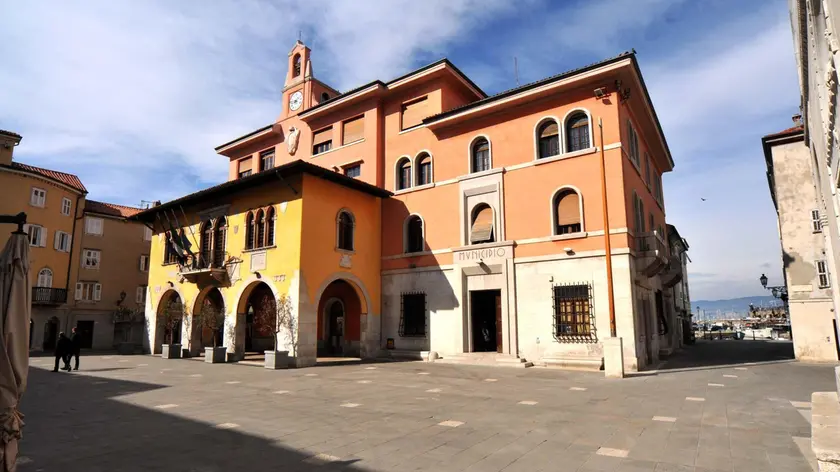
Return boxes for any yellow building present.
[134,161,387,366]
[1,129,150,351]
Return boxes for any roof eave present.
[214,124,277,154]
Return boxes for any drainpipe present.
[64,193,85,331]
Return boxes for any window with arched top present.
[537,120,560,158]
[245,212,255,249]
[293,54,301,77]
[397,158,412,190]
[37,268,53,288]
[337,210,355,251]
[470,204,494,244]
[255,209,266,248]
[566,112,590,152]
[200,220,213,267]
[213,217,227,267]
[471,138,490,173]
[266,207,276,246]
[416,153,432,185]
[321,92,330,102]
[553,189,582,235]
[405,215,424,253]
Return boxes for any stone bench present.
[812,389,840,472]
[543,356,603,371]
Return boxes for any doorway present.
[43,318,58,351]
[325,300,345,356]
[76,320,94,349]
[470,290,502,353]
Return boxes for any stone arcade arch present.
[154,290,184,355]
[314,276,370,359]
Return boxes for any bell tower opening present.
[279,41,339,121]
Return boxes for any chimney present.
[0,131,22,167]
[792,114,803,127]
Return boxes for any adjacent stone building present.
[763,122,839,362]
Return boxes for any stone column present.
[603,337,625,378]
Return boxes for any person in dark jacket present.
[69,327,82,371]
[53,333,72,372]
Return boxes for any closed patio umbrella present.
[0,227,30,471]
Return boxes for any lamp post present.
[759,273,789,320]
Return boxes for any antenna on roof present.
[140,200,154,210]
[514,57,520,86]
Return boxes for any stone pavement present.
[19,340,839,472]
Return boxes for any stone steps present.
[434,353,534,368]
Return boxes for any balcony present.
[660,255,684,288]
[178,252,229,284]
[32,287,67,305]
[634,231,668,278]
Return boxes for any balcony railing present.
[178,252,229,283]
[634,230,669,278]
[32,287,67,305]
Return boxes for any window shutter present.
[540,122,559,138]
[556,192,580,225]
[470,206,494,243]
[93,283,102,301]
[401,96,429,129]
[54,231,61,250]
[66,234,72,252]
[238,157,252,174]
[75,283,83,300]
[342,116,365,144]
[40,227,47,247]
[312,127,333,146]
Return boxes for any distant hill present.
[693,296,781,319]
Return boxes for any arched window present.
[397,157,412,190]
[200,220,213,267]
[553,189,582,235]
[566,112,590,152]
[213,217,227,267]
[537,120,560,158]
[416,153,432,185]
[266,207,276,246]
[337,210,355,251]
[245,212,255,249]
[37,268,53,288]
[471,137,490,173]
[405,216,424,253]
[470,204,494,244]
[293,54,301,77]
[255,209,265,248]
[321,92,330,102]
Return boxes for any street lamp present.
[759,273,789,318]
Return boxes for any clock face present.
[289,91,303,111]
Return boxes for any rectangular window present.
[342,115,365,145]
[818,260,831,288]
[644,153,651,186]
[344,164,361,178]
[30,187,46,207]
[400,293,426,337]
[626,120,640,167]
[61,197,72,216]
[143,226,153,241]
[54,230,71,252]
[139,255,149,272]
[85,217,103,235]
[401,96,429,130]
[312,127,333,155]
[25,224,46,247]
[812,209,822,232]
[553,283,592,337]
[238,157,253,179]
[75,282,101,301]
[82,249,101,269]
[654,174,663,203]
[260,148,275,171]
[136,285,147,305]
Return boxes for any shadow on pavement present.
[655,339,795,372]
[20,367,363,472]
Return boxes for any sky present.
[0,0,800,301]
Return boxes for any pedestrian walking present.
[52,332,72,372]
[70,327,82,371]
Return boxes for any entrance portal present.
[316,279,362,358]
[470,290,502,353]
[325,299,345,356]
[43,317,59,351]
[76,320,94,349]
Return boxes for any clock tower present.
[280,41,338,120]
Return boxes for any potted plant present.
[112,306,143,355]
[254,294,294,369]
[195,301,226,364]
[160,300,184,359]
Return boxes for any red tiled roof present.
[84,199,143,218]
[763,125,804,139]
[6,162,87,193]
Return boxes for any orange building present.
[137,42,684,371]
